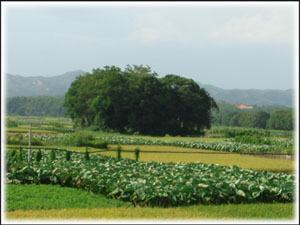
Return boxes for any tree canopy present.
[64,65,218,136]
[6,95,66,117]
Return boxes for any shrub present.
[17,148,23,162]
[35,149,42,162]
[6,134,44,146]
[6,134,24,145]
[233,135,272,145]
[64,132,94,147]
[134,148,140,161]
[87,140,108,149]
[9,148,17,160]
[84,148,90,161]
[116,145,121,160]
[65,151,71,161]
[7,120,18,128]
[31,137,44,146]
[49,122,64,128]
[50,150,56,161]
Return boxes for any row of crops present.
[6,132,293,154]
[98,136,292,154]
[206,127,293,138]
[6,149,295,207]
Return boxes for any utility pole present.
[28,123,32,163]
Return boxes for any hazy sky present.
[2,2,298,90]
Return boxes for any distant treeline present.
[6,96,294,131]
[212,102,294,130]
[6,95,66,117]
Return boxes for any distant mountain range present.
[5,70,295,107]
[197,83,294,107]
[5,70,86,97]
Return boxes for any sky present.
[2,2,299,90]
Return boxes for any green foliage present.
[252,110,270,129]
[6,134,44,146]
[99,136,287,154]
[134,148,140,161]
[222,128,270,138]
[267,111,294,130]
[207,126,292,138]
[64,65,217,136]
[87,140,108,149]
[64,132,94,147]
[116,145,121,160]
[6,149,295,206]
[7,95,66,117]
[233,135,271,145]
[65,151,71,161]
[62,133,108,149]
[35,149,42,162]
[6,184,132,211]
[49,122,64,128]
[212,102,293,130]
[231,135,293,148]
[50,150,56,161]
[9,148,17,161]
[7,120,18,128]
[84,148,90,161]
[17,148,23,162]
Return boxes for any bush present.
[65,151,71,161]
[134,148,140,161]
[35,149,42,162]
[7,120,18,128]
[17,148,23,162]
[9,148,17,159]
[64,132,94,147]
[6,134,44,146]
[116,145,121,160]
[49,122,64,128]
[87,140,108,149]
[84,148,90,161]
[6,134,24,145]
[31,137,44,146]
[50,150,56,161]
[233,135,272,145]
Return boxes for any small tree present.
[65,151,71,161]
[9,149,17,163]
[35,149,42,162]
[17,147,23,162]
[50,150,56,161]
[84,147,90,160]
[116,145,121,160]
[134,148,140,161]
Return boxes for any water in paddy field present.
[246,154,294,160]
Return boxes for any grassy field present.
[5,184,294,220]
[5,184,131,211]
[6,203,294,220]
[6,127,60,134]
[103,145,295,173]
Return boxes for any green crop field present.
[3,116,297,221]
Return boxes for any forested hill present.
[5,70,294,107]
[5,70,86,97]
[197,83,294,107]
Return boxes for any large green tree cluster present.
[212,107,294,130]
[6,95,65,117]
[64,65,218,136]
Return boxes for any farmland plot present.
[6,149,295,207]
